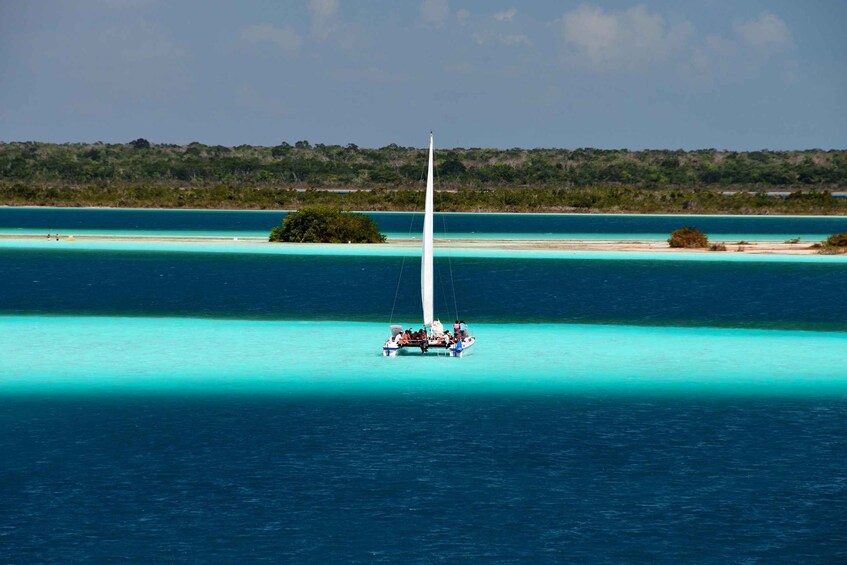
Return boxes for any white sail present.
[421,132,434,326]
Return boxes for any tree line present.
[2,139,846,188]
[2,182,846,214]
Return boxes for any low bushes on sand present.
[825,232,847,247]
[668,227,709,248]
[815,232,847,254]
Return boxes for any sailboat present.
[382,132,476,358]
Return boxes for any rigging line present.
[443,213,459,320]
[388,145,428,324]
[434,158,460,320]
[388,254,407,324]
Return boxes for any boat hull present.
[382,337,475,357]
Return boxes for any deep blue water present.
[1,206,846,238]
[2,396,846,562]
[2,248,846,330]
[4,231,847,561]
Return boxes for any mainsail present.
[421,132,434,326]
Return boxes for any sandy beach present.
[0,233,830,255]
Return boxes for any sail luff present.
[421,132,434,327]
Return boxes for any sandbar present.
[0,233,833,256]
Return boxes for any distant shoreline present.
[1,204,846,219]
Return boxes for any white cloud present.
[683,13,793,86]
[240,23,302,55]
[456,8,470,26]
[560,4,692,70]
[309,0,339,39]
[420,0,449,27]
[333,67,411,84]
[493,8,516,23]
[686,34,737,85]
[499,34,530,47]
[734,12,791,51]
[309,0,338,20]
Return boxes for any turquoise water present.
[2,316,846,396]
[4,237,847,263]
[4,227,831,242]
[4,210,847,561]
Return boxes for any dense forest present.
[1,139,846,213]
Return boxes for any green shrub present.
[270,206,386,243]
[668,227,709,248]
[825,232,847,247]
[708,242,727,251]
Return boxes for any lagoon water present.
[2,206,846,240]
[3,248,846,329]
[2,213,847,561]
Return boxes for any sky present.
[1,0,845,150]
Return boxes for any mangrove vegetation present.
[269,207,385,243]
[2,140,846,214]
[668,227,709,249]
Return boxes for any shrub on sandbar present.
[668,227,708,249]
[825,233,847,247]
[269,206,386,243]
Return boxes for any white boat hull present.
[382,336,475,357]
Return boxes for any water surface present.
[3,248,845,329]
[2,207,844,240]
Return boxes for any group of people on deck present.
[395,320,469,347]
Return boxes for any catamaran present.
[382,133,476,358]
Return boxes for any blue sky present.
[1,0,845,149]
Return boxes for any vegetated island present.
[269,207,385,243]
[1,139,847,214]
[662,226,847,255]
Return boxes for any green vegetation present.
[708,242,727,252]
[669,227,709,248]
[3,183,847,214]
[4,140,846,188]
[269,207,385,243]
[809,233,847,254]
[825,232,847,247]
[1,140,846,213]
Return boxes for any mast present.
[421,132,434,327]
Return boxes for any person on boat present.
[453,320,460,335]
[459,320,468,339]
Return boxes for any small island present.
[269,207,386,243]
